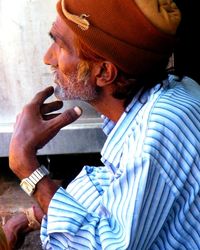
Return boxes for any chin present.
[54,86,67,100]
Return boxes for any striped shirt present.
[41,75,200,249]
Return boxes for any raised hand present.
[9,86,82,179]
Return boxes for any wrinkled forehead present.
[50,16,77,52]
[51,16,73,35]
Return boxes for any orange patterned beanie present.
[57,0,176,77]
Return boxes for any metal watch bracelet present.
[20,165,49,196]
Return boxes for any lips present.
[54,72,59,84]
[51,67,60,85]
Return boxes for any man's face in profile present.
[43,16,99,102]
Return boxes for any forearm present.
[9,87,81,214]
[33,176,59,214]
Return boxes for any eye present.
[49,32,56,42]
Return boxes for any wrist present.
[20,165,50,196]
[9,145,39,180]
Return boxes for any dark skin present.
[9,13,125,218]
[9,86,82,213]
[2,206,44,249]
[3,1,182,249]
[8,0,181,239]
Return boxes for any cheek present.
[58,54,79,75]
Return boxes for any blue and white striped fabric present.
[41,75,200,249]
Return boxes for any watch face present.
[20,166,49,196]
[20,179,35,196]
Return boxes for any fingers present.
[43,113,61,120]
[56,106,82,128]
[48,106,82,130]
[40,101,63,115]
[31,86,54,105]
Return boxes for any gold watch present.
[20,165,49,196]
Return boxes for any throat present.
[90,97,125,123]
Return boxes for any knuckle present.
[34,90,44,100]
[22,102,35,112]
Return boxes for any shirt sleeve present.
[39,119,185,250]
[40,165,114,249]
[40,151,176,250]
[41,80,200,249]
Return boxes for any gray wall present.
[0,0,105,157]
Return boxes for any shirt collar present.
[101,87,145,136]
[101,82,164,174]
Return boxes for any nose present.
[43,44,58,66]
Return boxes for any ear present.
[93,61,118,87]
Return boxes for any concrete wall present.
[0,0,105,157]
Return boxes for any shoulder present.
[143,75,200,162]
[142,76,200,191]
[148,76,200,134]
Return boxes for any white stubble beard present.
[54,70,99,102]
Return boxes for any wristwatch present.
[20,165,49,196]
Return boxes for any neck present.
[90,95,125,123]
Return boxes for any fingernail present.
[74,106,82,116]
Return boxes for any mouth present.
[50,67,60,85]
[54,74,59,85]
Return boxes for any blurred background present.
[0,0,200,248]
[0,0,105,158]
[0,1,104,248]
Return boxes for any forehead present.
[50,16,76,50]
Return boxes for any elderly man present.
[8,0,200,249]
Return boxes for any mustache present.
[50,66,60,84]
[50,66,57,76]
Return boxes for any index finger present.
[31,86,54,105]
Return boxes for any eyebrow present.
[48,30,74,53]
[48,32,56,41]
